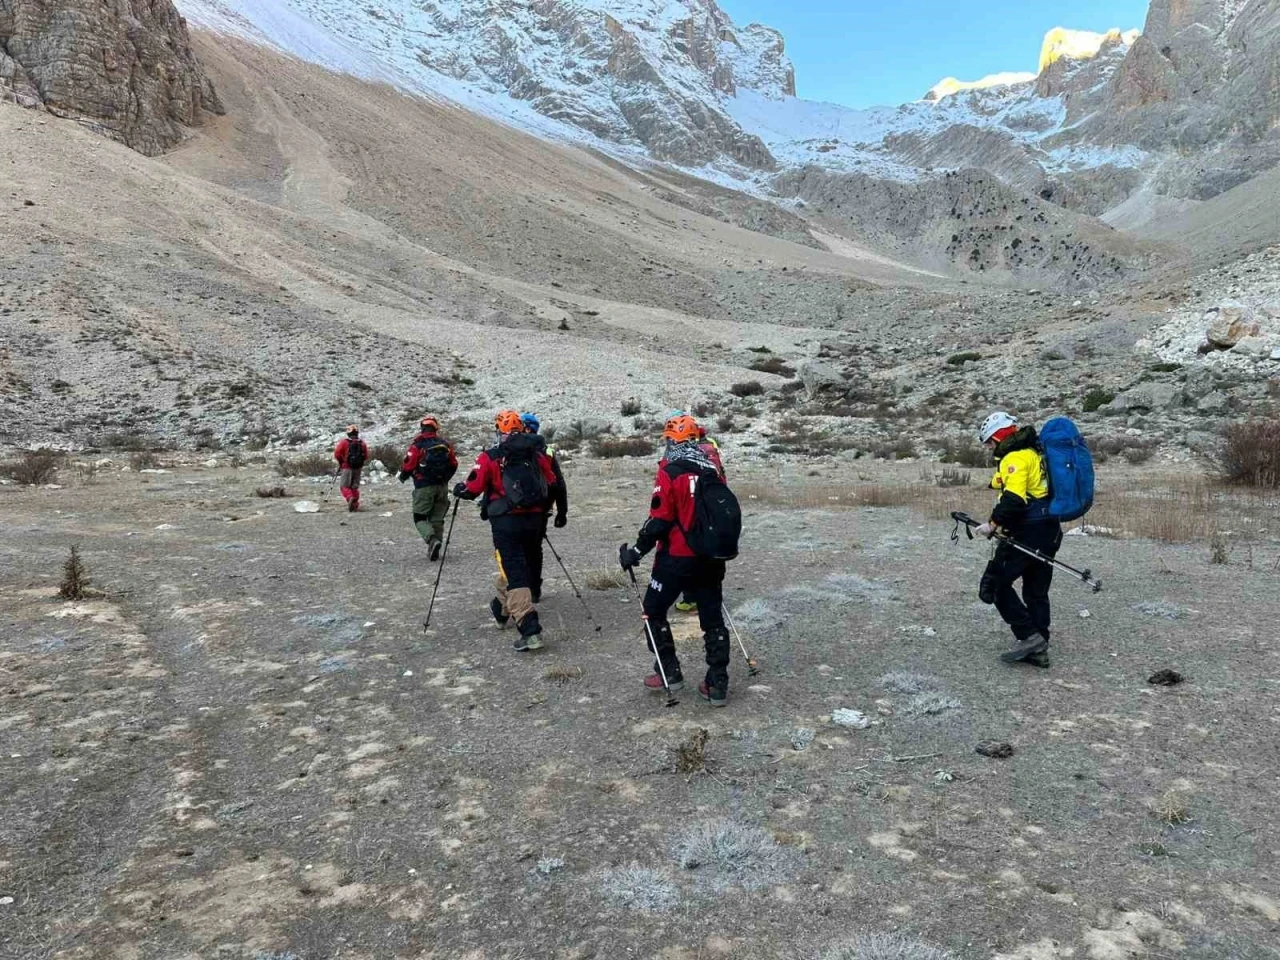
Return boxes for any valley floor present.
[2,459,1278,959]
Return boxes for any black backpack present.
[412,436,454,484]
[681,468,741,561]
[493,435,547,513]
[345,440,367,470]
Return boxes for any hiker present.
[454,410,560,652]
[619,414,739,707]
[676,424,725,614]
[398,415,459,560]
[521,412,568,602]
[333,425,369,512]
[975,412,1064,668]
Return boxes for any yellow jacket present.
[990,447,1049,503]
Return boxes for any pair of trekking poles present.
[422,501,759,707]
[950,511,1102,593]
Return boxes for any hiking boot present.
[1024,650,1051,669]
[698,680,728,708]
[513,633,543,652]
[514,613,542,652]
[531,585,542,604]
[428,539,442,561]
[489,597,510,629]
[643,671,684,693]
[1000,634,1050,665]
[675,600,698,613]
[347,500,359,513]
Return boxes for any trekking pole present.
[423,499,461,632]
[721,604,759,676]
[624,562,678,708]
[950,511,1102,593]
[542,534,603,633]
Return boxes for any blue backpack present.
[1039,417,1094,521]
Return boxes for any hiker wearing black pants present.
[454,410,560,652]
[975,412,1064,668]
[619,414,739,707]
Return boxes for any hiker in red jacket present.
[333,425,369,512]
[454,410,560,652]
[398,416,459,560]
[619,414,735,707]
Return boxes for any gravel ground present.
[2,458,1279,959]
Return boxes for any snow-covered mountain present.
[175,0,1278,221]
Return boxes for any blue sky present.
[720,0,1151,108]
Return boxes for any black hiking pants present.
[491,514,545,631]
[642,553,730,689]
[980,521,1063,644]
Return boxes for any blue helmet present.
[520,412,540,434]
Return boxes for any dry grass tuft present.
[1151,790,1193,826]
[256,485,288,499]
[543,665,584,684]
[586,568,627,590]
[1218,418,1280,488]
[822,932,955,960]
[674,819,796,889]
[4,449,63,485]
[58,546,90,600]
[277,453,334,477]
[595,864,679,912]
[675,727,709,773]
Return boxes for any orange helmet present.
[420,415,440,431]
[663,414,700,444]
[494,410,524,435]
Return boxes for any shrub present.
[871,437,917,460]
[4,450,62,485]
[591,435,655,459]
[1150,362,1181,373]
[256,485,288,498]
[767,417,858,456]
[936,466,971,487]
[674,820,795,889]
[748,356,796,377]
[595,865,679,913]
[586,568,626,590]
[716,415,736,434]
[946,351,981,366]
[938,437,988,467]
[129,451,162,471]
[1082,388,1115,413]
[1122,445,1155,465]
[729,381,765,398]
[821,932,955,960]
[620,398,642,416]
[276,453,334,477]
[370,443,402,471]
[58,546,90,600]
[1218,418,1280,488]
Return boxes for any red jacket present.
[637,460,708,558]
[399,430,458,486]
[334,437,368,469]
[460,438,558,516]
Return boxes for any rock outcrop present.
[0,0,221,155]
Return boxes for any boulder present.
[1196,391,1228,412]
[1109,382,1180,412]
[1231,336,1280,358]
[796,359,845,397]
[1204,301,1260,349]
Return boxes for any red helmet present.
[420,415,440,431]
[663,415,700,444]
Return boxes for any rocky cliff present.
[0,0,221,155]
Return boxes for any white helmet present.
[978,411,1018,443]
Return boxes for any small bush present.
[935,466,971,487]
[1122,445,1155,465]
[347,380,372,392]
[543,665,584,684]
[674,820,795,889]
[946,351,981,366]
[877,672,941,694]
[938,437,989,468]
[1082,388,1115,413]
[676,727,709,773]
[716,415,736,433]
[256,485,288,499]
[370,442,402,471]
[821,932,955,960]
[748,356,796,377]
[871,437,917,460]
[1150,362,1181,373]
[4,450,62,485]
[620,398,642,416]
[591,436,655,459]
[1151,790,1192,827]
[595,865,679,913]
[1218,418,1280,488]
[276,453,334,477]
[730,381,765,398]
[129,451,162,471]
[58,546,90,600]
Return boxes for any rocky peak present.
[0,0,221,155]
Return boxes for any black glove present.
[554,513,567,529]
[398,471,410,483]
[452,482,468,498]
[618,544,642,571]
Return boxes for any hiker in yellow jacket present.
[974,412,1064,669]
